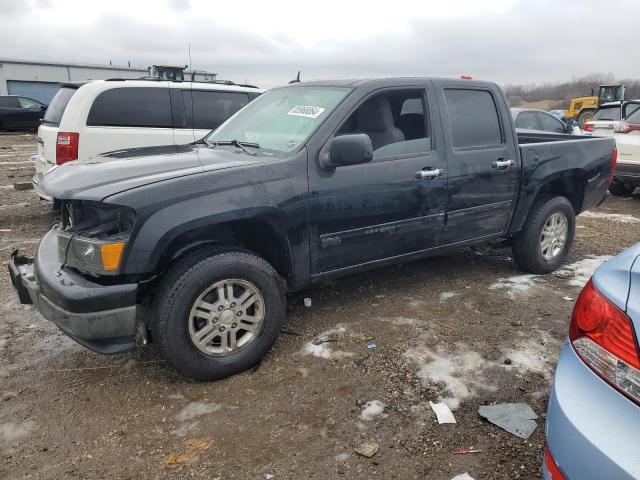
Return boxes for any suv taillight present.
[583,123,595,132]
[570,279,640,405]
[56,132,79,165]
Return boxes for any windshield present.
[205,86,350,155]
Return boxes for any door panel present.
[308,85,447,274]
[435,83,520,244]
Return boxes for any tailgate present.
[37,124,58,167]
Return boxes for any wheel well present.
[536,175,584,214]
[159,218,294,282]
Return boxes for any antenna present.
[289,70,301,84]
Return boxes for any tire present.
[152,248,285,381]
[512,196,575,274]
[608,180,636,197]
[577,109,595,127]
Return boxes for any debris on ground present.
[562,296,574,302]
[303,297,312,307]
[429,401,457,424]
[367,343,377,349]
[355,441,379,458]
[13,182,33,191]
[478,403,538,439]
[452,449,482,455]
[360,400,385,421]
[312,332,338,345]
[451,474,475,480]
[164,437,215,469]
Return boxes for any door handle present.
[415,168,442,180]
[491,159,514,170]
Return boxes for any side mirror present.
[324,134,373,169]
[40,105,47,111]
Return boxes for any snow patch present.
[502,336,560,380]
[489,274,541,298]
[555,255,611,287]
[171,422,198,437]
[303,342,354,360]
[440,292,457,302]
[360,400,385,421]
[302,326,353,360]
[580,210,640,224]
[0,420,36,444]
[404,344,493,410]
[175,402,221,421]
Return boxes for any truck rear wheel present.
[152,248,285,381]
[512,196,575,274]
[608,180,636,197]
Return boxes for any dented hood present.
[39,143,267,201]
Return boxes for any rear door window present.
[591,106,620,121]
[0,97,18,108]
[538,113,566,133]
[18,97,42,109]
[514,112,539,130]
[42,87,77,126]
[87,87,172,127]
[444,89,502,148]
[191,90,250,130]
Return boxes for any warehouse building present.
[0,58,217,104]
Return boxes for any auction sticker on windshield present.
[287,105,325,119]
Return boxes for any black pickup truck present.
[9,77,616,380]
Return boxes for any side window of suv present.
[191,91,250,130]
[538,112,565,133]
[87,87,172,128]
[336,89,431,159]
[444,89,502,148]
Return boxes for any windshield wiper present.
[207,139,260,156]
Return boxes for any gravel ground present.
[0,132,638,480]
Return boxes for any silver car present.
[544,243,640,479]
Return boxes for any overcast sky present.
[1,0,637,88]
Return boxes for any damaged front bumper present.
[8,228,139,354]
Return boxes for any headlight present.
[57,201,135,275]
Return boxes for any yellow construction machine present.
[565,84,626,126]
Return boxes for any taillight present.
[56,132,79,165]
[609,147,617,185]
[614,122,640,134]
[570,279,640,404]
[544,444,566,480]
[583,123,595,132]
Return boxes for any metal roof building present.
[0,58,217,104]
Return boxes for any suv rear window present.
[42,87,76,126]
[191,90,250,130]
[444,89,502,148]
[87,87,172,128]
[591,106,620,121]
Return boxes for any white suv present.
[33,79,263,201]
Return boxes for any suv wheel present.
[608,180,636,197]
[512,196,575,274]
[152,248,285,381]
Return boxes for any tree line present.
[504,74,640,109]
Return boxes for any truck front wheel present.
[152,248,285,381]
[512,196,575,274]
